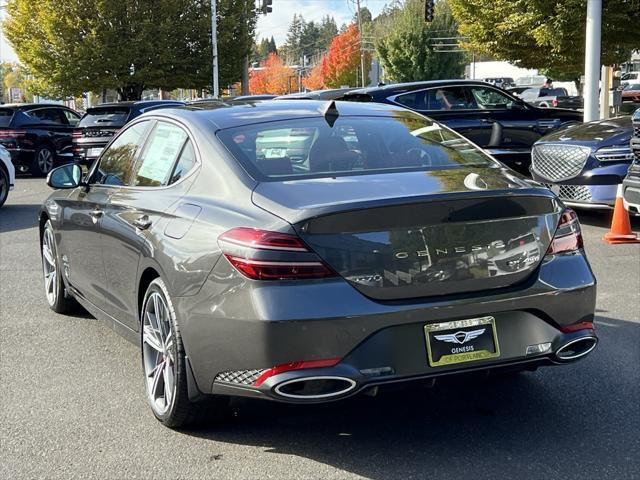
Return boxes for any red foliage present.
[320,24,361,88]
[249,53,295,95]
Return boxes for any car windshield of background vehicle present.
[217,115,496,180]
[624,84,640,91]
[0,109,14,127]
[133,122,188,187]
[79,107,130,127]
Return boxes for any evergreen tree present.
[376,0,465,83]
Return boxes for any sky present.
[0,0,392,63]
[255,0,390,45]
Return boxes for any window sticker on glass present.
[135,123,188,186]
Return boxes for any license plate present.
[87,147,103,158]
[264,148,286,158]
[424,316,500,367]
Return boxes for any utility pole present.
[211,0,219,99]
[583,0,601,121]
[355,0,366,87]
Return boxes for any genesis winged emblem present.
[434,329,486,344]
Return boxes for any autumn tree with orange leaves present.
[321,24,364,88]
[303,24,365,91]
[249,53,296,95]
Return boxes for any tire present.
[32,145,56,177]
[140,277,229,428]
[539,102,549,108]
[0,167,8,208]
[41,220,80,314]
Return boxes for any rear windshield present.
[217,115,496,180]
[0,108,14,127]
[79,107,131,127]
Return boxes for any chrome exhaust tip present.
[555,336,598,362]
[274,376,357,399]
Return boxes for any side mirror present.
[47,163,83,189]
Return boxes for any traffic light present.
[424,0,434,22]
[261,0,272,15]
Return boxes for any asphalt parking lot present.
[1,177,639,480]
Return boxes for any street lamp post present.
[211,0,219,99]
[583,0,601,122]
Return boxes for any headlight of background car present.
[594,145,634,162]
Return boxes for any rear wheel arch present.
[138,267,160,322]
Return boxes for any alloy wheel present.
[37,149,54,174]
[42,226,58,306]
[142,291,177,416]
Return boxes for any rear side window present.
[79,107,131,127]
[169,140,197,184]
[133,122,188,187]
[0,109,14,127]
[27,108,65,124]
[424,87,474,110]
[217,115,495,181]
[94,121,151,186]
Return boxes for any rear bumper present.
[176,251,597,402]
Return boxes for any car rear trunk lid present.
[253,169,561,300]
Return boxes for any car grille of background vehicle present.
[542,183,593,203]
[532,144,590,181]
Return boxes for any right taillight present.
[0,129,26,139]
[218,227,336,280]
[547,208,583,254]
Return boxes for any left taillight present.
[0,129,26,139]
[547,208,583,254]
[218,227,336,280]
[72,128,82,139]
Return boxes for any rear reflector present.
[254,358,342,386]
[547,208,583,254]
[219,227,336,280]
[560,321,594,333]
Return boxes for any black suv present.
[0,103,81,176]
[340,80,583,173]
[73,100,185,164]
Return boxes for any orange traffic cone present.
[603,184,640,244]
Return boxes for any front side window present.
[217,114,496,181]
[133,122,189,187]
[93,121,151,186]
[469,86,518,109]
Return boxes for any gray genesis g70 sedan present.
[40,100,597,428]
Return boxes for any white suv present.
[0,144,15,208]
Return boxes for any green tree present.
[5,0,256,100]
[376,0,465,83]
[449,0,640,83]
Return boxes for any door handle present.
[133,215,152,230]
